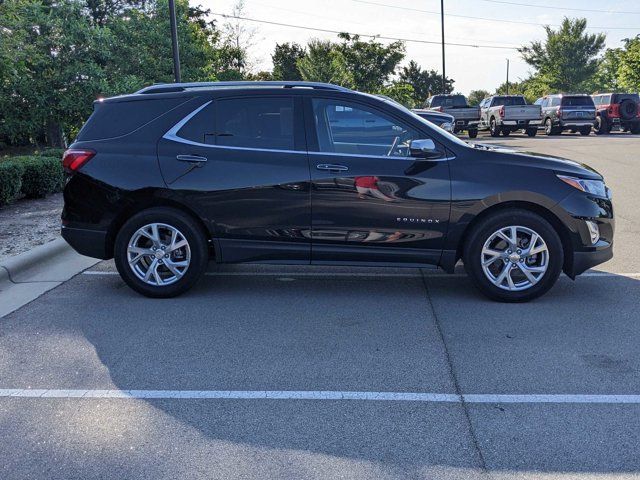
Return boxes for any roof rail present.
[135,81,351,94]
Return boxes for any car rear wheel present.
[526,127,537,137]
[595,116,608,135]
[631,124,640,135]
[490,118,500,137]
[579,126,591,136]
[468,129,478,139]
[463,209,563,302]
[114,207,209,298]
[544,118,558,136]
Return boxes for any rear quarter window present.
[77,97,186,141]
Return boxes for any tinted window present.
[492,96,527,106]
[215,97,294,150]
[312,99,423,158]
[613,93,639,103]
[561,96,594,107]
[176,102,216,144]
[430,95,468,108]
[78,97,185,141]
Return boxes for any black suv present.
[535,94,596,135]
[62,81,614,302]
[592,93,640,134]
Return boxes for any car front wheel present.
[114,207,209,298]
[463,209,564,302]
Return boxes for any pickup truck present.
[535,94,596,136]
[426,94,480,138]
[478,95,541,137]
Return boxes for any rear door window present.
[214,97,294,150]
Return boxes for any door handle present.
[176,154,208,163]
[316,164,349,172]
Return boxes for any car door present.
[157,94,311,263]
[306,96,451,266]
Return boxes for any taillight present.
[62,149,95,172]
[499,106,505,118]
[432,106,443,112]
[609,104,619,117]
[557,107,563,118]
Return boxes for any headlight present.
[557,175,608,198]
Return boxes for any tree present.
[398,60,454,106]
[297,40,353,87]
[467,89,491,106]
[336,33,405,92]
[494,76,549,103]
[220,0,258,74]
[519,18,605,92]
[618,36,640,92]
[271,43,306,81]
[591,48,623,93]
[378,83,416,108]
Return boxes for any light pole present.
[168,0,181,83]
[506,58,510,95]
[440,0,446,93]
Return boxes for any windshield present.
[561,96,594,107]
[378,97,469,148]
[431,95,468,108]
[493,96,526,106]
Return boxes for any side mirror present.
[409,139,444,159]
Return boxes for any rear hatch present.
[503,105,541,121]
[560,96,596,121]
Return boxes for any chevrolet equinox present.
[61,81,614,302]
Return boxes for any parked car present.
[592,93,640,135]
[425,94,479,138]
[62,81,614,302]
[411,109,454,133]
[478,95,540,137]
[535,94,596,136]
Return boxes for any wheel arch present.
[105,195,214,260]
[454,200,573,274]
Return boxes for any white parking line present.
[2,389,640,403]
[81,270,640,279]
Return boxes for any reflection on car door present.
[306,97,451,266]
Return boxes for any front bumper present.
[567,243,613,277]
[61,225,110,259]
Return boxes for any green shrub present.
[38,147,65,159]
[12,156,65,198]
[0,161,25,206]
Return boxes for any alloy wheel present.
[127,223,191,286]
[480,225,549,291]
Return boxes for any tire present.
[526,127,537,137]
[544,118,556,136]
[619,99,638,120]
[490,118,500,137]
[114,207,209,298]
[630,124,640,135]
[463,209,564,302]
[594,116,609,135]
[468,129,478,139]
[579,126,591,136]
[501,128,510,136]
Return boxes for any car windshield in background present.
[561,96,594,106]
[431,96,468,108]
[493,96,526,106]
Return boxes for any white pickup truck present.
[478,95,541,137]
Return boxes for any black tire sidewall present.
[464,210,564,302]
[114,207,209,298]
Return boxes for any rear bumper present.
[558,120,595,129]
[61,226,110,259]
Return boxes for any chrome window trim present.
[163,101,454,161]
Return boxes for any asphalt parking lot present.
[2,132,640,479]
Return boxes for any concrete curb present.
[0,238,70,283]
[0,237,100,318]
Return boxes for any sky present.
[194,0,640,95]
